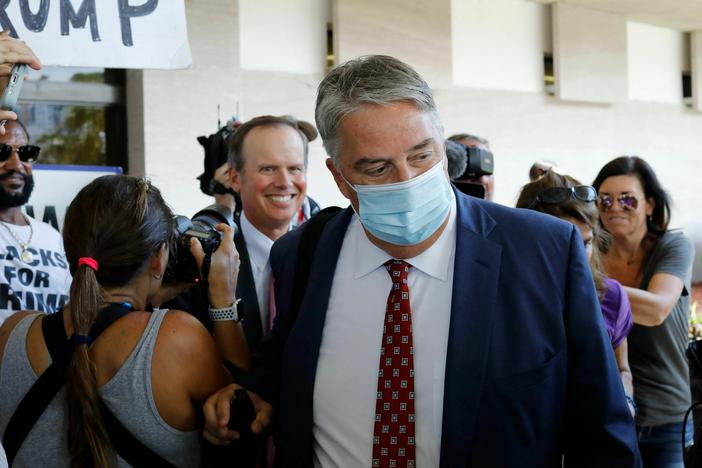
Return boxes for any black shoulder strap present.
[289,206,342,322]
[3,313,71,466]
[3,308,176,468]
[99,400,176,468]
[43,310,72,361]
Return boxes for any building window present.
[16,67,127,170]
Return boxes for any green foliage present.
[35,72,105,165]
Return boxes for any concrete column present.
[692,31,702,111]
[553,3,627,103]
[333,0,452,88]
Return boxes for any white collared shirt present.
[239,213,275,331]
[312,196,457,468]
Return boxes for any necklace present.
[0,213,34,263]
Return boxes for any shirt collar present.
[240,212,275,271]
[352,193,457,281]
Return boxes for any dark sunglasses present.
[527,185,597,209]
[597,194,639,211]
[0,144,41,163]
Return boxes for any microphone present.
[445,140,467,179]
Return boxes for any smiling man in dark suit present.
[204,55,640,468]
[225,115,317,350]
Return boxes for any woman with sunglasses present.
[517,170,635,416]
[593,156,694,467]
[0,175,249,467]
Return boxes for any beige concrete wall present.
[239,0,329,74]
[127,0,240,217]
[452,0,550,92]
[692,31,702,111]
[553,3,628,103]
[628,22,686,103]
[334,0,452,87]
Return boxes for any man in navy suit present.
[204,55,640,467]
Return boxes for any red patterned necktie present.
[372,259,416,468]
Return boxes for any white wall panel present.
[334,0,452,87]
[691,31,702,111]
[239,0,329,74]
[553,3,627,103]
[628,22,685,103]
[452,0,550,92]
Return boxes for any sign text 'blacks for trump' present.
[0,0,191,69]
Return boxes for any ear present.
[645,196,656,216]
[149,243,168,277]
[326,158,353,201]
[213,162,232,187]
[229,165,242,193]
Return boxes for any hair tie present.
[78,257,98,271]
[71,334,93,346]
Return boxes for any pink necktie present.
[372,259,416,468]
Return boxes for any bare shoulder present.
[159,309,209,333]
[156,309,213,351]
[152,309,227,402]
[0,311,41,364]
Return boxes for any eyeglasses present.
[527,185,597,209]
[0,144,41,163]
[597,194,639,212]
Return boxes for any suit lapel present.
[440,191,502,466]
[286,206,353,365]
[234,228,263,349]
[283,198,500,465]
[280,209,352,466]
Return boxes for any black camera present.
[445,140,494,180]
[165,204,235,284]
[445,140,494,199]
[460,146,494,178]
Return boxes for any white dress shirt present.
[240,213,275,331]
[313,196,456,468]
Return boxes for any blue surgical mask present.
[342,160,453,246]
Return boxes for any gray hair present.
[315,55,442,167]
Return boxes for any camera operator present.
[0,175,246,467]
[447,133,495,201]
[197,117,243,216]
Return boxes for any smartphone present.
[0,63,29,126]
[228,388,256,436]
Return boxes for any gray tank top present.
[0,309,201,467]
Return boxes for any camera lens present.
[165,204,236,283]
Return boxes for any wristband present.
[208,299,243,322]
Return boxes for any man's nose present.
[395,162,418,183]
[274,169,292,186]
[2,149,22,170]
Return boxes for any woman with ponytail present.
[0,175,247,467]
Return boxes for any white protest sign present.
[24,164,122,231]
[0,0,191,69]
